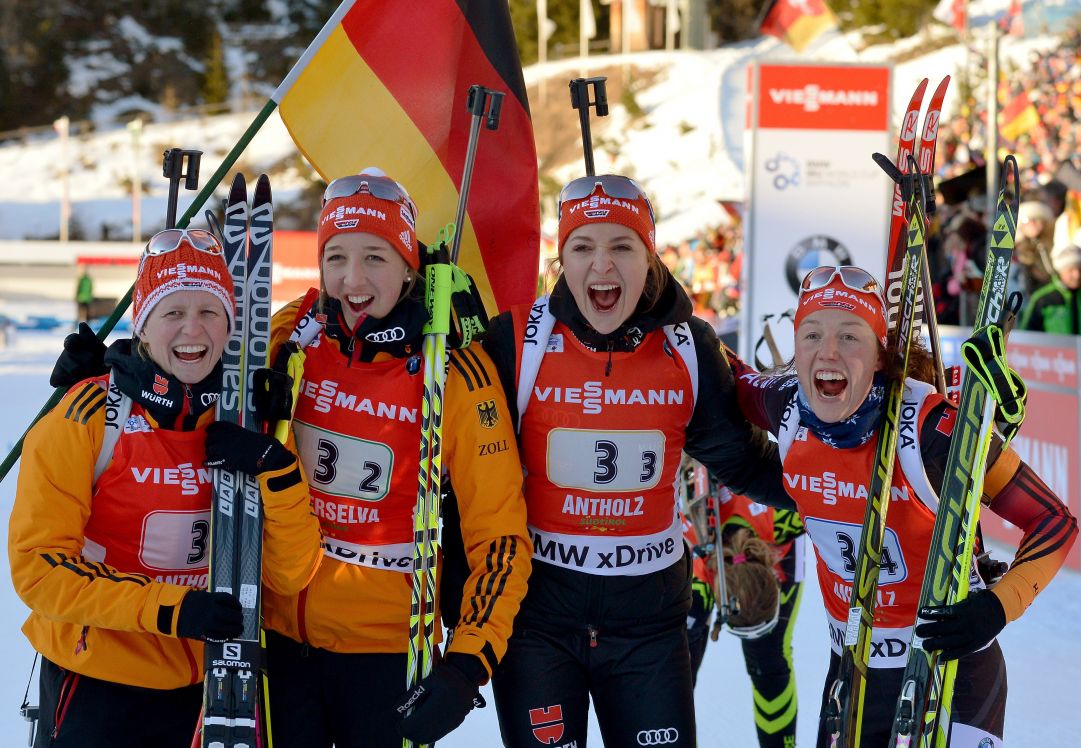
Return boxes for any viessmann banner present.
[741,62,892,366]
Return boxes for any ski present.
[913,76,951,394]
[883,79,928,333]
[883,76,949,343]
[237,174,272,746]
[889,157,1021,748]
[825,156,931,748]
[202,173,273,748]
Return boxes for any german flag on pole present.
[273,0,539,314]
[759,0,837,54]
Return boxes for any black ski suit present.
[479,273,790,748]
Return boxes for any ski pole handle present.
[451,85,503,264]
[162,149,203,229]
[569,77,609,177]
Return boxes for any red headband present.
[794,276,888,346]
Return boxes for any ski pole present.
[874,151,946,394]
[916,169,947,395]
[0,148,205,484]
[450,85,504,264]
[162,148,203,229]
[568,77,609,176]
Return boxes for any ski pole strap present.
[273,341,306,444]
[961,324,1028,446]
[422,225,488,346]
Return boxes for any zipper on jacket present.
[51,670,80,738]
[604,341,614,377]
[347,336,358,368]
[587,624,598,648]
[177,383,193,428]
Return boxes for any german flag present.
[274,0,539,314]
[999,87,1040,143]
[759,0,837,54]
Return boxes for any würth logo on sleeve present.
[476,399,500,429]
[152,374,169,396]
[528,704,565,745]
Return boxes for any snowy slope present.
[0,5,1072,248]
[0,326,1077,745]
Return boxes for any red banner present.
[757,65,890,131]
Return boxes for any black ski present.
[202,173,273,748]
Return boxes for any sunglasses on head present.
[799,265,885,306]
[557,174,655,223]
[144,229,224,257]
[323,174,417,222]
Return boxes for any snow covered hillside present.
[0,0,1074,251]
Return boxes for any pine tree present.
[202,30,229,108]
[510,0,598,65]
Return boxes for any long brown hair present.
[722,527,780,629]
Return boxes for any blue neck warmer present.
[796,372,887,449]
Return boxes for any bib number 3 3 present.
[546,428,665,492]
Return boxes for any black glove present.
[176,590,243,641]
[252,367,294,427]
[204,421,295,476]
[396,654,486,743]
[915,590,1007,661]
[50,322,108,388]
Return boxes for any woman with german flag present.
[253,169,531,747]
[480,174,790,747]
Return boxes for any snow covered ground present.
[0,320,1077,746]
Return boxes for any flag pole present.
[0,0,358,484]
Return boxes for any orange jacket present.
[262,296,531,680]
[9,380,322,690]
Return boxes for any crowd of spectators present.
[657,221,743,337]
[939,28,1081,189]
[914,23,1081,333]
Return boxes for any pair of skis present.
[824,76,951,746]
[828,75,1024,747]
[403,84,503,748]
[890,160,1021,748]
[825,149,932,748]
[202,173,274,748]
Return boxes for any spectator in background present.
[75,265,93,325]
[1014,200,1056,296]
[934,211,986,325]
[1021,243,1081,334]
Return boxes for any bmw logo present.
[406,355,422,375]
[784,235,853,294]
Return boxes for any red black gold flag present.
[276,0,540,313]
